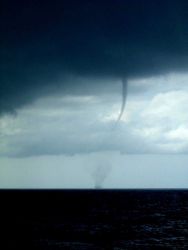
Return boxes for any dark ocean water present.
[1,190,188,249]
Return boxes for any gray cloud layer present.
[1,76,187,157]
[1,0,188,114]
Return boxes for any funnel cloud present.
[117,79,128,121]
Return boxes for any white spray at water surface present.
[93,164,112,189]
[88,161,112,189]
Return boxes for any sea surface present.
[1,190,188,249]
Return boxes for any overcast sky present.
[1,1,188,188]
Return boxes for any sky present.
[0,0,188,188]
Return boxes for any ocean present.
[1,190,188,249]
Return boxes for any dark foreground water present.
[1,190,188,249]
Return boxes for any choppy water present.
[1,190,188,249]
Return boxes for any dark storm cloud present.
[1,0,188,114]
